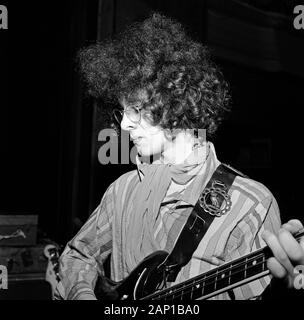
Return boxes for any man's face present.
[120,100,168,158]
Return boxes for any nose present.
[120,113,137,131]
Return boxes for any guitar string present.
[141,230,304,300]
[150,256,267,300]
[143,251,266,299]
[142,251,266,299]
[142,252,266,300]
[162,260,268,300]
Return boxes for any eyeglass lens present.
[113,107,140,124]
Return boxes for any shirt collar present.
[136,142,221,205]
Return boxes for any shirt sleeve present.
[213,193,281,300]
[54,183,114,300]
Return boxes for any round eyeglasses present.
[112,106,142,125]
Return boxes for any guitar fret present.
[190,279,194,299]
[181,282,193,300]
[180,284,184,301]
[228,264,231,286]
[262,255,266,271]
[214,269,218,292]
[216,268,229,290]
[187,284,195,300]
[169,289,174,301]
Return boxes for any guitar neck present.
[143,230,304,300]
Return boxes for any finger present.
[282,219,303,234]
[262,230,294,275]
[287,219,303,229]
[266,257,287,279]
[278,228,304,265]
[301,236,304,251]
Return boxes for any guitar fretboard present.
[142,230,303,300]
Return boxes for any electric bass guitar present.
[94,230,304,300]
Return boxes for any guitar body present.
[94,250,170,300]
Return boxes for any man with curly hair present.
[55,13,304,300]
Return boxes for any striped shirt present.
[55,144,281,300]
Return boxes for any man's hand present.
[262,219,304,288]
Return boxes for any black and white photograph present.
[1,0,304,309]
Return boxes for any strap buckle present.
[199,180,232,217]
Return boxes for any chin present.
[138,147,162,163]
[137,148,151,157]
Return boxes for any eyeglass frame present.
[112,105,143,125]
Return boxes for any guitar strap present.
[161,163,246,282]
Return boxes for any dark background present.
[1,0,304,246]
